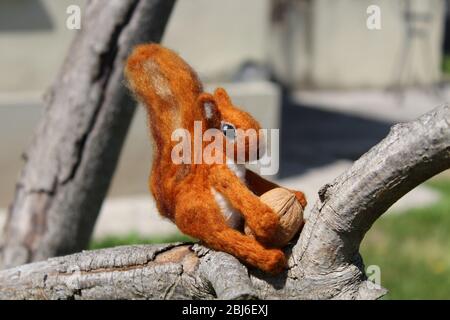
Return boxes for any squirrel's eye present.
[221,123,236,140]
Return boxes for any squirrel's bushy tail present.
[125,44,203,158]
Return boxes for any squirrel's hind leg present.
[174,191,286,274]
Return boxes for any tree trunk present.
[1,105,448,300]
[0,0,176,270]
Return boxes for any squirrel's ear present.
[198,93,221,129]
[214,87,232,105]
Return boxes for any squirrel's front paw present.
[291,190,307,209]
[245,209,279,245]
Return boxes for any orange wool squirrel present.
[124,44,306,274]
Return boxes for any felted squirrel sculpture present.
[125,44,306,274]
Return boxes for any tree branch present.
[0,105,448,299]
[292,104,450,275]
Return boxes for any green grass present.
[443,55,450,75]
[90,179,450,299]
[89,232,194,250]
[361,179,450,299]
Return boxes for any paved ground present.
[294,86,450,123]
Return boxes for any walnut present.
[245,188,304,247]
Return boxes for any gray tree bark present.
[0,0,176,270]
[0,105,448,300]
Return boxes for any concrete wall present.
[0,0,446,93]
[0,0,85,94]
[163,0,271,82]
[270,0,445,89]
[0,0,270,95]
[313,0,445,88]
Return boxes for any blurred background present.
[0,0,449,298]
